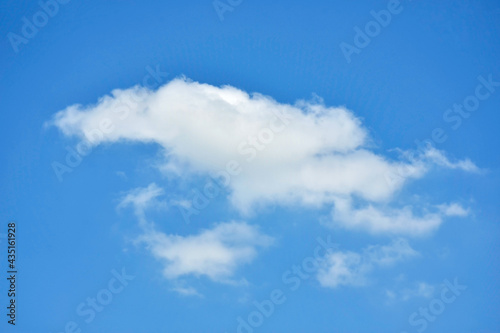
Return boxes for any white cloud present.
[421,146,479,172]
[329,198,470,236]
[317,239,418,288]
[438,202,470,217]
[170,285,204,298]
[117,183,166,225]
[317,251,367,288]
[401,282,435,300]
[386,282,435,302]
[137,221,273,282]
[50,78,476,234]
[118,183,165,211]
[118,184,274,285]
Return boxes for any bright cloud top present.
[50,78,476,235]
[317,238,418,288]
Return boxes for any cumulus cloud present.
[137,221,273,282]
[118,184,273,289]
[50,78,476,234]
[316,239,418,288]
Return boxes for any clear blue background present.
[0,0,499,332]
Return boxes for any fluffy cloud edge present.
[50,78,478,236]
[328,198,470,236]
[118,184,274,291]
[316,239,418,288]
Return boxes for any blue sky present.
[1,0,500,332]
